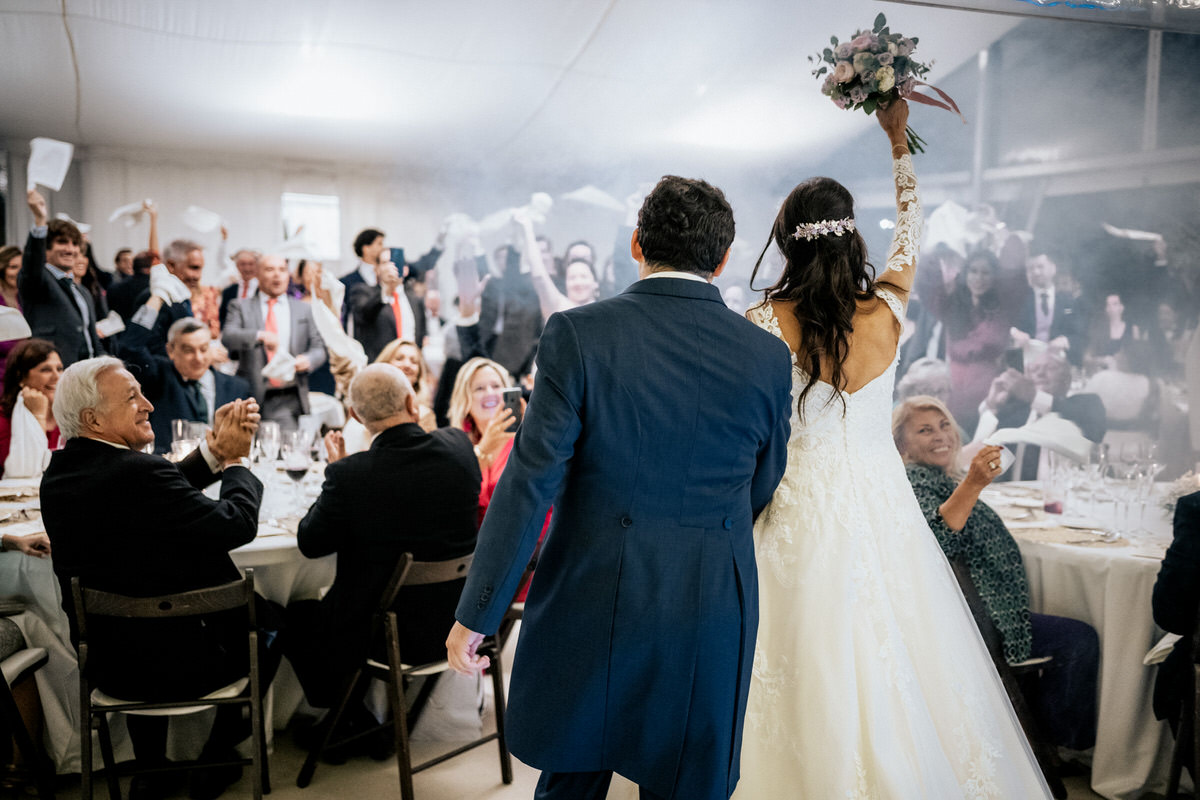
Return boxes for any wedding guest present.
[44,358,274,800]
[0,246,26,382]
[113,248,134,279]
[107,249,156,324]
[295,259,337,396]
[893,395,1099,750]
[218,249,260,328]
[515,215,599,321]
[1087,292,1140,363]
[376,339,436,431]
[895,356,951,405]
[1011,251,1088,365]
[287,364,479,718]
[466,245,542,380]
[132,239,212,356]
[343,227,444,345]
[1084,341,1158,450]
[0,531,51,558]
[120,301,253,453]
[917,248,1024,433]
[1149,300,1192,380]
[222,254,327,430]
[19,190,103,365]
[448,357,520,523]
[1152,489,1200,776]
[0,340,63,477]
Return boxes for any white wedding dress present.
[734,156,1052,799]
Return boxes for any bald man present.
[285,364,481,712]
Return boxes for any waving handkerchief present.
[0,307,32,341]
[986,412,1092,463]
[108,200,149,227]
[561,185,625,213]
[27,137,74,191]
[182,205,222,233]
[261,351,297,385]
[4,395,51,479]
[310,297,365,369]
[149,264,191,304]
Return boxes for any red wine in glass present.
[285,467,308,483]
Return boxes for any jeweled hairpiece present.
[791,217,856,241]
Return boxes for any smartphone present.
[1003,348,1024,372]
[501,387,524,427]
[389,247,406,269]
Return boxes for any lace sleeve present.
[882,154,921,290]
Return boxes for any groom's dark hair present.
[637,176,734,277]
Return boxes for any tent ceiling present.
[0,1,1017,177]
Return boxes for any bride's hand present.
[877,98,909,147]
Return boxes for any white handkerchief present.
[1144,633,1182,665]
[54,212,91,234]
[261,352,297,385]
[985,413,1092,463]
[95,310,126,338]
[561,185,626,213]
[27,137,74,192]
[108,201,147,227]
[182,205,222,233]
[0,307,32,341]
[1102,223,1163,243]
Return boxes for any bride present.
[734,99,1052,798]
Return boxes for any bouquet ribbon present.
[902,80,966,123]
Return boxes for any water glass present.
[256,421,282,463]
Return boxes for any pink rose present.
[850,33,874,50]
[832,61,855,83]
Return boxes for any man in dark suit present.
[285,363,480,712]
[1012,252,1088,365]
[1153,490,1200,776]
[217,249,260,329]
[447,176,793,800]
[107,250,155,324]
[18,190,104,366]
[120,293,252,453]
[42,356,268,799]
[222,254,326,430]
[972,350,1106,481]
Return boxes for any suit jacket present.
[18,231,105,365]
[42,438,263,700]
[477,272,543,377]
[221,293,326,410]
[1152,491,1200,726]
[1016,288,1088,365]
[347,282,427,361]
[118,322,253,453]
[996,392,1107,480]
[297,423,481,676]
[455,277,793,799]
[219,283,238,329]
[131,288,193,358]
[106,273,150,324]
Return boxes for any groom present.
[447,176,793,800]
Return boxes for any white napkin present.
[27,137,74,192]
[95,310,126,338]
[310,296,365,369]
[3,395,51,479]
[0,307,32,341]
[986,413,1092,463]
[182,205,222,233]
[1102,223,1163,244]
[561,185,626,213]
[1144,633,1183,665]
[54,212,91,235]
[148,264,191,304]
[261,352,297,385]
[108,200,149,227]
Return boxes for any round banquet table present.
[994,482,1186,800]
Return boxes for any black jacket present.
[18,231,105,365]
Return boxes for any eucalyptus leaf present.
[874,13,886,32]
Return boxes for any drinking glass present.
[256,421,281,463]
[280,430,313,516]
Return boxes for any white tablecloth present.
[1007,487,1176,800]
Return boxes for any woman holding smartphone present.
[448,356,522,523]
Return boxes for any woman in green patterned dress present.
[892,394,1099,751]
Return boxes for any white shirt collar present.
[357,259,379,286]
[643,270,709,284]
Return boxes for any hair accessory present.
[791,217,856,241]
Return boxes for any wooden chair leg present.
[96,714,121,800]
[0,677,56,799]
[295,669,363,789]
[383,619,415,800]
[487,645,512,785]
[1167,708,1192,799]
[79,679,92,800]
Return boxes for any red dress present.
[0,414,61,477]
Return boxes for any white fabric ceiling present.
[0,0,1016,177]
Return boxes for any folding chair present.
[71,572,268,800]
[950,557,1067,799]
[296,552,512,799]
[0,623,56,799]
[1165,592,1200,799]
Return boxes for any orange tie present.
[241,281,250,299]
[391,289,404,341]
[265,297,281,387]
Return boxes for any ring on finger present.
[989,461,998,470]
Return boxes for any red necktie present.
[391,290,404,341]
[241,281,250,299]
[265,297,281,387]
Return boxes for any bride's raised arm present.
[876,99,921,301]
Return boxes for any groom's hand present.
[446,621,490,675]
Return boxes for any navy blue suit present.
[1153,490,1200,749]
[118,321,253,453]
[455,277,792,799]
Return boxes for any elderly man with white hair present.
[41,356,275,800]
[222,253,326,430]
[284,363,480,738]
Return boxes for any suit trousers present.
[535,770,667,800]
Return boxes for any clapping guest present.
[286,364,479,724]
[44,358,276,800]
[120,297,253,453]
[222,254,326,430]
[893,395,1099,750]
[0,340,63,477]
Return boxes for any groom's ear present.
[630,230,643,263]
[712,247,731,279]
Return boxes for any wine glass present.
[256,421,281,464]
[280,430,313,518]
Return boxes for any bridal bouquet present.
[810,14,961,153]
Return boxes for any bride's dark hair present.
[750,176,878,418]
